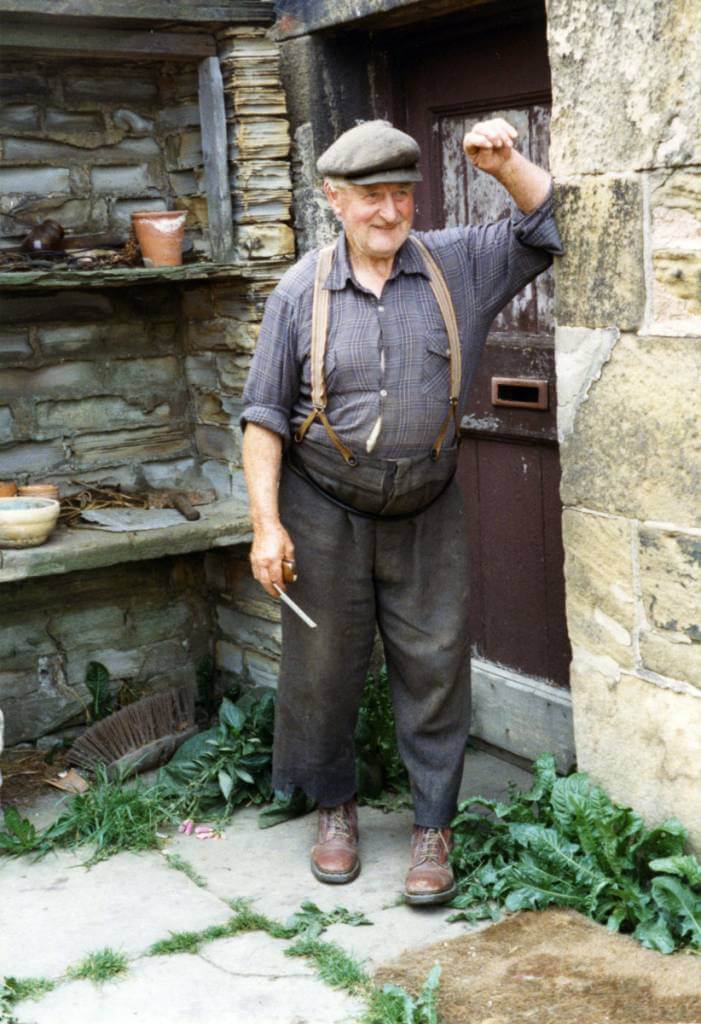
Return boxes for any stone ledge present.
[0,499,251,583]
[0,259,289,291]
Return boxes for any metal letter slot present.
[491,377,549,410]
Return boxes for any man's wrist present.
[490,152,551,214]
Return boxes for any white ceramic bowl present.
[0,497,60,548]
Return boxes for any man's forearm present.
[243,423,295,596]
[492,149,551,214]
[243,422,283,527]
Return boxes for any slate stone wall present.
[0,287,198,493]
[2,554,211,747]
[548,0,701,848]
[205,546,282,692]
[0,27,294,753]
[0,59,209,252]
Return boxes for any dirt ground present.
[375,907,701,1024]
[0,748,70,807]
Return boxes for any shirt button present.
[377,305,384,312]
[380,389,388,398]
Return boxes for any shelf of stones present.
[0,258,290,291]
[0,498,252,584]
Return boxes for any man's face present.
[325,181,415,260]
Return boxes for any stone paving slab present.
[166,804,416,921]
[0,847,232,977]
[3,750,529,1024]
[12,951,363,1024]
[323,904,490,973]
[200,931,315,977]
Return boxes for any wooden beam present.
[198,56,234,263]
[0,22,217,59]
[273,0,498,39]
[0,1,275,23]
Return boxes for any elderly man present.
[241,118,562,904]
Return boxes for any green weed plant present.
[449,752,701,954]
[363,964,442,1024]
[157,686,276,818]
[355,667,410,802]
[65,948,128,983]
[43,763,174,865]
[1,976,55,1023]
[164,853,207,888]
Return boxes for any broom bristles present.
[67,685,196,773]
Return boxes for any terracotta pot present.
[18,483,59,501]
[0,497,60,548]
[131,210,187,267]
[0,482,17,497]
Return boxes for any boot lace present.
[414,827,448,864]
[321,804,354,840]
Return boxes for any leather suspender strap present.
[310,244,334,410]
[294,235,462,465]
[408,236,463,460]
[293,243,358,466]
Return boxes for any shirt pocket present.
[421,327,452,399]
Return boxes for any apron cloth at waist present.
[286,437,459,519]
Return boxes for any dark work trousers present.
[272,438,472,828]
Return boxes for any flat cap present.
[317,120,422,185]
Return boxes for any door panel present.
[397,17,571,688]
[439,103,553,337]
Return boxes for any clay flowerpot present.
[0,497,60,548]
[0,482,17,497]
[131,210,187,267]
[18,483,59,501]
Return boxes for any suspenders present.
[293,236,462,466]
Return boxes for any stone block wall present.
[1,554,211,746]
[0,26,295,752]
[547,0,701,847]
[178,31,294,496]
[205,546,281,691]
[0,58,209,251]
[0,286,201,494]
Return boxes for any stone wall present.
[0,58,208,251]
[547,0,701,847]
[0,25,294,753]
[205,546,282,691]
[1,554,211,746]
[0,286,199,494]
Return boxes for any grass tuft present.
[225,899,293,939]
[65,948,129,983]
[148,931,204,956]
[285,936,369,993]
[43,764,175,865]
[164,853,207,888]
[1,976,56,1009]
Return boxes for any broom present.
[67,686,198,781]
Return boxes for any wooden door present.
[392,17,571,730]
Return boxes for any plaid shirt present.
[241,189,563,459]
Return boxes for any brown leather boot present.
[404,825,457,905]
[310,799,360,884]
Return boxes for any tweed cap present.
[317,120,422,185]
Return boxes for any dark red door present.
[394,17,571,689]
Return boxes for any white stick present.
[273,583,318,629]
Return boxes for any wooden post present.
[198,56,234,263]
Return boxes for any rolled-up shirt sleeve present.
[465,185,564,322]
[240,287,299,445]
